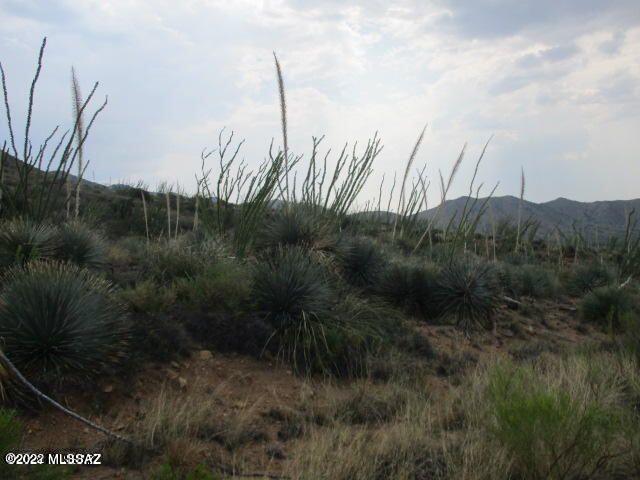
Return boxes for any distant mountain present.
[414,195,640,239]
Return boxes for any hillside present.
[413,195,640,240]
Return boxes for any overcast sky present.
[1,0,639,206]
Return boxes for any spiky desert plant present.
[252,247,335,372]
[435,260,499,331]
[54,221,106,268]
[579,285,634,331]
[260,205,335,252]
[336,237,386,287]
[0,262,128,386]
[0,218,57,268]
[566,262,615,296]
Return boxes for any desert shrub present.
[435,260,499,331]
[566,261,615,295]
[141,241,204,285]
[184,311,274,357]
[321,383,414,426]
[580,285,634,330]
[174,261,251,312]
[321,296,401,377]
[128,312,191,363]
[513,264,559,298]
[260,206,335,252]
[378,261,441,319]
[481,358,629,479]
[336,237,386,287]
[620,313,640,362]
[287,406,448,480]
[0,262,128,386]
[120,280,176,314]
[0,219,57,269]
[54,221,107,268]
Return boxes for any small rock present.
[102,384,114,393]
[170,361,180,369]
[178,377,188,389]
[198,350,213,360]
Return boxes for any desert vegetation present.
[0,38,639,480]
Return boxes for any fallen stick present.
[0,349,132,444]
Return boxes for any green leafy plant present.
[0,262,128,386]
[0,219,57,268]
[54,221,106,268]
[435,260,499,331]
[485,361,624,479]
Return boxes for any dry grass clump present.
[287,351,640,480]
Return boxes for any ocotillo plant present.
[0,37,107,221]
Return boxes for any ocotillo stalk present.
[514,167,525,253]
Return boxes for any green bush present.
[485,361,624,479]
[0,219,57,269]
[336,237,386,287]
[566,262,614,295]
[54,221,107,268]
[514,264,559,298]
[378,261,441,319]
[174,261,251,311]
[120,280,176,314]
[435,260,499,331]
[260,206,335,252]
[580,285,634,330]
[141,241,204,285]
[0,262,128,386]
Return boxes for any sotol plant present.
[435,260,499,331]
[0,218,58,268]
[55,221,107,268]
[252,247,335,372]
[0,262,128,386]
[336,237,386,287]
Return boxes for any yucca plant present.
[0,219,58,269]
[0,262,128,387]
[252,247,336,372]
[435,260,499,331]
[260,205,335,252]
[54,221,107,268]
[336,237,386,287]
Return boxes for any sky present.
[1,0,639,207]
